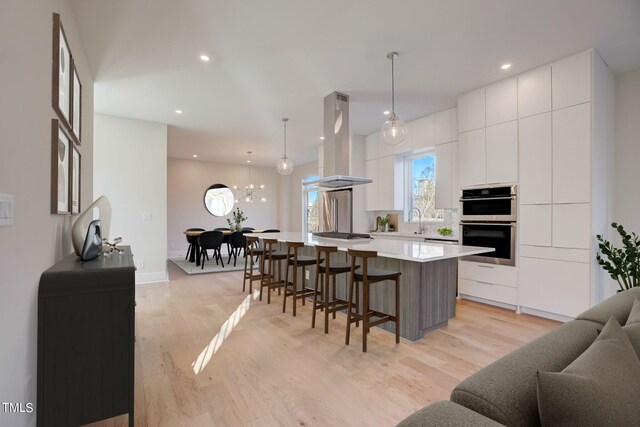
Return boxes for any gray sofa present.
[397,287,640,426]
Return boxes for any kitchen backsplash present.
[369,209,459,238]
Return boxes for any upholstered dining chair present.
[198,231,225,269]
[185,228,205,260]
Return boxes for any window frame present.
[404,149,442,222]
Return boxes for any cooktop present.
[312,232,371,240]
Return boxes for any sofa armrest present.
[396,401,504,427]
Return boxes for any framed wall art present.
[51,119,71,214]
[70,144,81,214]
[71,59,82,144]
[52,13,72,129]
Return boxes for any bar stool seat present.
[283,242,319,317]
[260,238,288,303]
[346,249,401,352]
[318,261,351,274]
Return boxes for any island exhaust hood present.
[303,92,372,189]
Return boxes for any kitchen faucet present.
[409,207,424,234]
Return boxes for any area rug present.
[169,255,248,275]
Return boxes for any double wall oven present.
[460,185,517,266]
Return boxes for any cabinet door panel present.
[552,203,590,249]
[552,50,592,110]
[411,115,435,151]
[364,159,378,211]
[552,103,591,203]
[486,121,518,184]
[365,133,378,161]
[519,204,552,246]
[519,257,590,318]
[486,78,517,126]
[519,113,552,204]
[518,67,552,118]
[435,143,452,209]
[458,129,486,187]
[377,156,394,210]
[435,109,452,145]
[458,89,486,132]
[451,140,459,206]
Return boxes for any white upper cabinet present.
[458,128,486,187]
[364,133,378,161]
[364,159,378,211]
[552,103,591,203]
[377,130,394,158]
[451,140,459,205]
[520,204,552,247]
[486,78,517,126]
[450,108,458,139]
[486,120,518,184]
[552,50,592,110]
[458,88,486,132]
[435,142,453,209]
[552,203,591,249]
[518,66,552,118]
[519,112,552,204]
[410,114,435,151]
[435,109,452,145]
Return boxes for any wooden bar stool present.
[345,249,401,352]
[259,238,288,303]
[311,245,356,333]
[283,242,319,317]
[242,235,264,293]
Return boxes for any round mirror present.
[204,184,235,216]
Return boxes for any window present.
[405,152,442,221]
[303,176,320,233]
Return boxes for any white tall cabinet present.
[518,50,614,319]
[456,49,614,320]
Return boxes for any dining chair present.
[198,231,225,270]
[185,228,205,260]
[262,229,280,233]
[228,232,247,267]
[214,227,231,256]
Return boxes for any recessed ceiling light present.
[175,109,183,114]
[501,63,512,70]
[383,110,390,115]
[199,54,210,62]
[192,154,198,158]
[320,136,325,140]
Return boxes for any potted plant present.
[596,222,640,291]
[228,207,248,232]
[378,214,390,232]
[437,227,452,236]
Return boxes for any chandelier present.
[233,151,266,203]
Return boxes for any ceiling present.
[71,0,640,167]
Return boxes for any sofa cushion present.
[576,288,640,325]
[626,298,640,325]
[396,401,504,427]
[623,323,640,359]
[536,317,640,427]
[450,319,600,426]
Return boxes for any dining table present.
[183,229,265,266]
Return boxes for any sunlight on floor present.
[192,288,261,374]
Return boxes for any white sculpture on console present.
[71,195,112,256]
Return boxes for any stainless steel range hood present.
[303,92,372,189]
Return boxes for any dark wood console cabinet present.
[37,246,135,426]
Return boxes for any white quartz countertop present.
[369,231,458,241]
[250,232,493,263]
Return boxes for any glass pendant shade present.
[277,117,294,175]
[381,113,408,146]
[276,156,293,175]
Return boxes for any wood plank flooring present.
[86,262,559,427]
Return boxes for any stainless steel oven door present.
[460,195,517,222]
[460,222,516,266]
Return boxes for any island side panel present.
[419,258,458,334]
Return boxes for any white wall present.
[94,114,167,283]
[0,2,94,425]
[167,158,281,256]
[614,68,640,239]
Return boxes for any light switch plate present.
[0,193,14,226]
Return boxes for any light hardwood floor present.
[87,262,559,427]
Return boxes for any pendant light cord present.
[283,119,287,157]
[391,54,395,115]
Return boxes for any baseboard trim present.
[458,294,517,311]
[135,270,168,284]
[519,306,573,323]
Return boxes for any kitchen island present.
[251,232,492,341]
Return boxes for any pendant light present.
[232,151,266,203]
[381,51,408,146]
[276,118,294,175]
